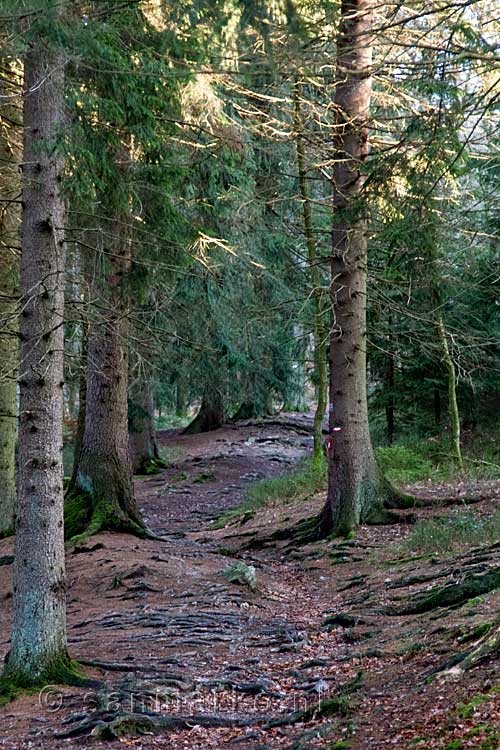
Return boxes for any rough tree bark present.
[320,0,392,536]
[2,25,72,687]
[293,78,327,464]
[65,149,150,540]
[184,390,225,434]
[0,62,20,537]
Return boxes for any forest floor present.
[0,415,499,749]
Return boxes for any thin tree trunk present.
[293,79,327,464]
[175,382,187,418]
[320,0,390,536]
[435,311,463,468]
[0,62,20,536]
[129,379,163,474]
[66,238,92,495]
[3,27,71,686]
[65,148,149,540]
[67,321,88,494]
[429,246,462,466]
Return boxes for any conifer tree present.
[2,1,71,687]
[319,0,391,536]
[0,61,20,536]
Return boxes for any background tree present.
[0,60,20,536]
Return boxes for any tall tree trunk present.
[0,62,20,537]
[430,247,462,467]
[183,390,225,434]
[293,79,327,464]
[65,152,150,540]
[66,238,92,495]
[320,0,389,536]
[129,378,163,474]
[3,27,71,686]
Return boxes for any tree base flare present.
[319,473,408,538]
[133,457,168,476]
[64,489,158,543]
[183,397,224,435]
[0,656,87,704]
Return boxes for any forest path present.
[0,417,499,749]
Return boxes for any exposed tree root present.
[76,660,189,681]
[242,504,414,551]
[56,711,264,739]
[435,619,500,677]
[383,483,417,510]
[64,489,165,544]
[392,566,500,615]
[234,416,316,436]
[385,492,485,510]
[270,504,411,548]
[59,671,364,740]
[263,672,362,729]
[133,457,168,477]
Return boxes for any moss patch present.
[64,492,93,541]
[0,656,87,705]
[134,457,168,476]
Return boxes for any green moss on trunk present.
[65,487,149,542]
[0,656,86,704]
[134,457,168,476]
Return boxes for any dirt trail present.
[0,416,499,749]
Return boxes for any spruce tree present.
[2,1,72,688]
